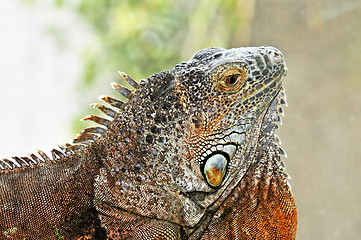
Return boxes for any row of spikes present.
[271,86,293,189]
[274,86,288,157]
[0,72,140,171]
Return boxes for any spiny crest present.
[77,71,139,146]
[0,71,140,171]
[0,149,53,170]
[271,86,291,186]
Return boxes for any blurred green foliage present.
[24,0,253,133]
[69,0,253,83]
[57,0,254,133]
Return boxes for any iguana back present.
[0,46,297,239]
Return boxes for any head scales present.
[91,46,288,227]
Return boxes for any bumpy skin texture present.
[0,46,297,239]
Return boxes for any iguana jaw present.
[184,88,289,238]
[191,94,280,206]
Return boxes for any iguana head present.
[174,47,287,191]
[90,46,288,227]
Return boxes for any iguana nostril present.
[274,52,283,64]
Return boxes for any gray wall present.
[252,0,361,239]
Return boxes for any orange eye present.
[224,74,241,86]
[217,68,247,92]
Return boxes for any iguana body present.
[0,46,297,239]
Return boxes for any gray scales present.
[0,46,297,239]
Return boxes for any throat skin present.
[187,98,297,240]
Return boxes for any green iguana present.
[0,46,297,239]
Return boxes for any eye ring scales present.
[217,67,248,92]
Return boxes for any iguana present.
[0,46,297,239]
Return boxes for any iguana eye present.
[224,74,240,85]
[218,68,247,92]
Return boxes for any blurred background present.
[0,0,360,239]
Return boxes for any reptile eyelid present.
[217,67,248,92]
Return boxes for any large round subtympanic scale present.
[203,154,227,188]
[203,144,238,188]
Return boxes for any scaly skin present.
[0,46,297,239]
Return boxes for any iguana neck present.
[190,94,297,239]
[196,150,297,240]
